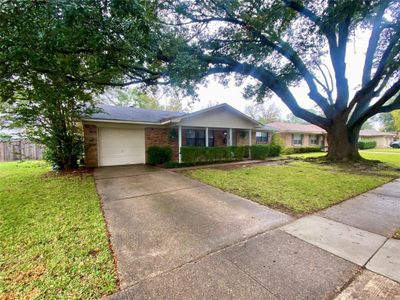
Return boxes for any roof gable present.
[172,103,263,129]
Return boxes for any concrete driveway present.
[95,165,367,299]
[95,165,292,286]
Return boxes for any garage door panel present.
[99,128,145,166]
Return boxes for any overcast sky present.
[162,29,371,118]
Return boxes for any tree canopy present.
[0,0,157,168]
[148,0,400,160]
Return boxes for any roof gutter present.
[81,118,172,126]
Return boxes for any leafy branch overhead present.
[154,1,400,128]
[152,0,399,160]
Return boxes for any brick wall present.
[213,129,227,146]
[145,127,179,161]
[83,124,98,167]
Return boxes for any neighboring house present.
[263,122,396,149]
[359,129,396,148]
[82,103,273,167]
[265,122,326,147]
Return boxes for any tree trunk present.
[325,118,362,161]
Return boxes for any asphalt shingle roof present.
[265,122,326,134]
[359,129,396,137]
[86,104,186,123]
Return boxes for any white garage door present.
[98,128,145,166]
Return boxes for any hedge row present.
[282,146,323,155]
[358,140,376,150]
[181,144,281,163]
[250,144,281,159]
[181,146,245,163]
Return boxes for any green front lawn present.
[286,151,400,168]
[0,161,117,299]
[362,148,400,153]
[186,161,398,214]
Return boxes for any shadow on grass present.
[294,155,400,179]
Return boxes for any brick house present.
[265,122,327,147]
[82,103,273,167]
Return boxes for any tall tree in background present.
[373,113,395,131]
[143,0,400,161]
[245,102,282,124]
[100,88,162,109]
[99,87,190,112]
[392,110,400,131]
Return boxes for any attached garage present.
[82,103,267,167]
[98,127,145,166]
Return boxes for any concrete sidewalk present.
[282,178,400,298]
[100,165,400,300]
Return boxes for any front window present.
[292,134,303,146]
[185,129,205,146]
[309,135,318,145]
[256,132,268,143]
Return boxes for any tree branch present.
[379,95,400,112]
[349,78,400,128]
[201,55,329,128]
[362,1,388,86]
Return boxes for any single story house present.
[263,122,396,148]
[82,103,273,167]
[359,129,396,148]
[265,122,326,147]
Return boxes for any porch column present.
[229,128,233,146]
[205,127,209,147]
[178,125,182,163]
[248,129,252,158]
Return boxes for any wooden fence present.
[0,140,44,162]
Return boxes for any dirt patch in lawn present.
[43,167,94,178]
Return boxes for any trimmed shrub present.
[271,132,285,149]
[282,146,323,155]
[181,146,249,163]
[250,144,281,159]
[358,140,376,150]
[146,146,172,165]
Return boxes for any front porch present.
[176,126,271,163]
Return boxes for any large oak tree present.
[146,0,400,161]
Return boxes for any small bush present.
[250,144,281,159]
[146,146,172,165]
[358,140,376,150]
[271,132,285,149]
[283,146,323,155]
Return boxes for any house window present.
[309,135,318,145]
[185,129,205,146]
[292,134,303,146]
[256,132,268,143]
